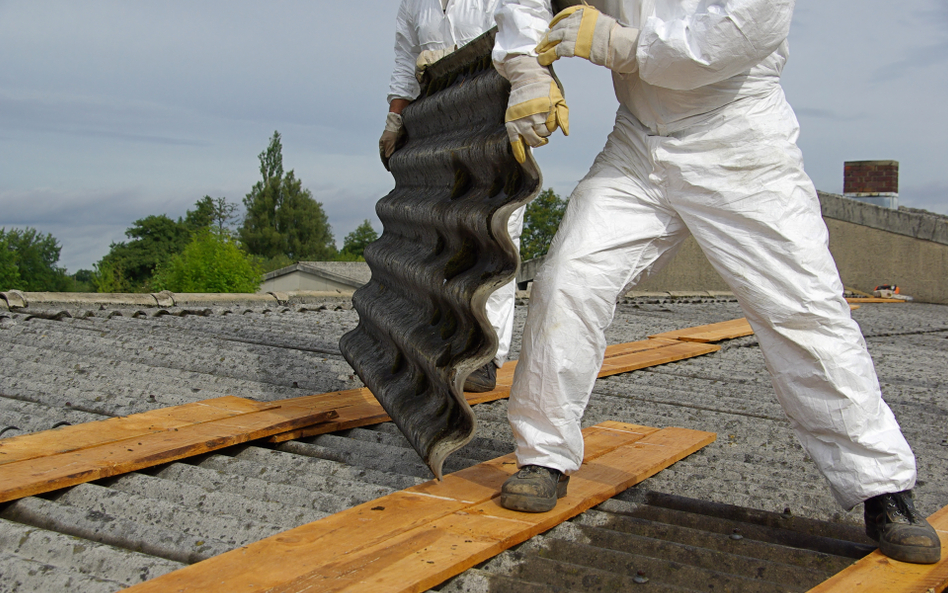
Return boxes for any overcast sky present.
[2,1,946,273]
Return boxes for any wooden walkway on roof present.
[0,334,721,503]
[2,312,903,507]
[122,421,716,593]
[0,397,337,503]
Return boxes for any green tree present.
[339,219,378,260]
[520,188,567,260]
[153,229,262,293]
[95,214,191,291]
[240,131,336,261]
[0,227,69,291]
[68,269,95,292]
[93,196,238,292]
[184,196,216,232]
[187,196,238,233]
[0,231,22,290]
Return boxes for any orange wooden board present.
[649,318,754,343]
[0,401,337,503]
[122,422,715,593]
[0,396,273,466]
[269,338,721,442]
[806,505,948,593]
[599,339,720,376]
[0,329,726,502]
[845,297,907,303]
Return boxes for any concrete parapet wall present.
[825,217,948,304]
[819,191,948,245]
[0,290,355,312]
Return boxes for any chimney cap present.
[844,160,899,167]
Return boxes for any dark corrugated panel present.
[340,30,542,480]
[436,488,875,593]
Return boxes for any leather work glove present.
[497,55,569,164]
[536,4,639,74]
[378,112,404,170]
[415,47,453,82]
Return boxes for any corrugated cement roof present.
[1,294,946,592]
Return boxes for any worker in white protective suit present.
[491,0,941,564]
[381,0,525,393]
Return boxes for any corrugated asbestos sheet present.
[340,30,542,480]
[1,297,948,592]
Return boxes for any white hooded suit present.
[493,0,916,510]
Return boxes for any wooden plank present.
[649,318,754,342]
[288,427,715,593]
[806,504,948,593]
[122,422,712,593]
[845,297,907,304]
[267,388,391,443]
[0,396,275,466]
[269,339,717,442]
[599,340,720,376]
[0,407,337,503]
[0,331,721,500]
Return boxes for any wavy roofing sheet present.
[340,31,542,479]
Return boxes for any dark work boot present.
[500,465,569,513]
[463,363,497,393]
[864,490,942,564]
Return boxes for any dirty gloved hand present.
[536,4,639,74]
[496,55,569,164]
[415,47,453,82]
[378,112,404,170]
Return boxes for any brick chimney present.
[843,160,899,209]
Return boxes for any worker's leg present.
[466,206,526,393]
[487,204,525,368]
[662,92,916,510]
[508,112,689,473]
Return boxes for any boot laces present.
[886,491,920,524]
[519,465,557,478]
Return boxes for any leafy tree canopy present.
[339,219,378,260]
[520,188,567,261]
[153,228,262,293]
[0,227,69,291]
[94,196,239,292]
[0,232,21,291]
[240,131,336,261]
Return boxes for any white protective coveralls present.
[389,0,524,368]
[493,0,917,510]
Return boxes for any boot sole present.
[500,492,557,513]
[463,380,496,393]
[500,479,569,513]
[879,540,942,565]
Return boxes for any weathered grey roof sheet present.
[1,294,946,592]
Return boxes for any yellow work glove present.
[496,55,569,164]
[536,5,639,74]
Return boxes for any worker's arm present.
[389,98,410,115]
[381,2,422,166]
[637,0,794,91]
[387,1,423,106]
[492,1,567,164]
[492,0,553,66]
